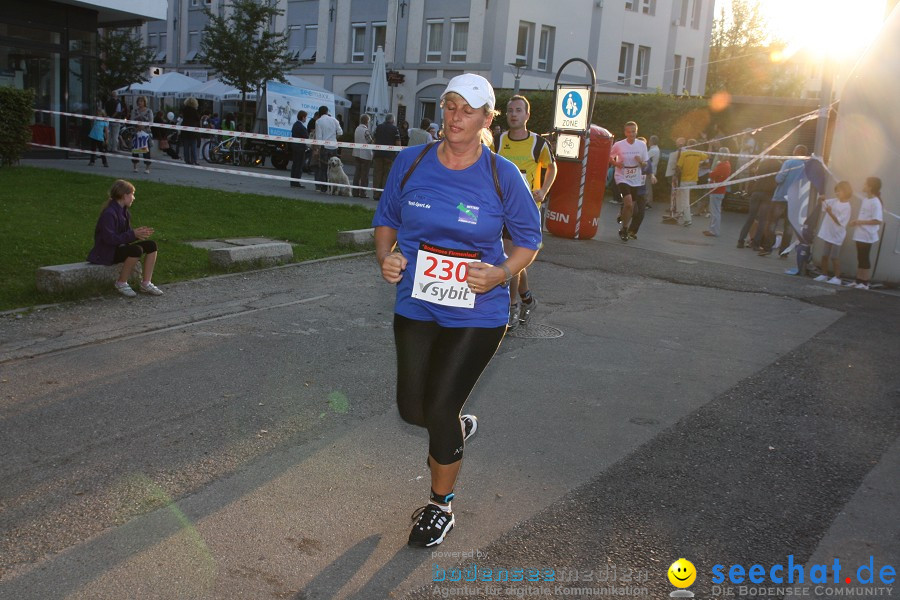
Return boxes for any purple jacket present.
[87,202,136,265]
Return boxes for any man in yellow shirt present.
[496,95,557,329]
[675,139,708,227]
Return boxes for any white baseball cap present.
[441,73,495,111]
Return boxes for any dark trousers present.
[627,194,646,234]
[290,143,306,186]
[373,156,394,200]
[88,138,108,166]
[739,191,765,242]
[316,147,338,191]
[353,157,371,197]
[759,202,793,252]
[752,197,773,248]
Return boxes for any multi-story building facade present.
[145,0,714,127]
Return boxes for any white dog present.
[327,156,351,196]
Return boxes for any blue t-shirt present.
[373,143,541,327]
[89,120,109,142]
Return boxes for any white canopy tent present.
[186,78,240,101]
[116,72,202,98]
[221,75,350,108]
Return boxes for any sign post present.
[552,59,596,161]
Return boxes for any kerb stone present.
[36,262,142,294]
[338,228,375,248]
[208,242,294,268]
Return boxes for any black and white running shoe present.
[461,414,478,442]
[408,504,455,547]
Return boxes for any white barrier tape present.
[35,108,406,153]
[29,142,384,195]
[673,166,802,191]
[680,107,822,152]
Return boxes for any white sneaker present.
[856,282,869,290]
[814,275,829,282]
[826,277,842,285]
[114,282,136,297]
[139,282,164,296]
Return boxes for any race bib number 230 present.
[411,242,481,308]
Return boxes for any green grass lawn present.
[0,166,375,311]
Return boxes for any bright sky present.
[714,0,889,61]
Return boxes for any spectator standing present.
[407,118,432,146]
[704,150,732,237]
[181,97,202,166]
[646,135,660,209]
[352,114,374,197]
[675,139,707,227]
[664,137,685,219]
[399,120,410,146]
[87,109,110,167]
[758,145,808,256]
[130,96,154,174]
[741,156,781,249]
[372,113,401,201]
[313,105,342,192]
[812,181,853,285]
[848,176,884,289]
[290,110,308,188]
[105,90,124,153]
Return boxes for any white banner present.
[265,81,335,137]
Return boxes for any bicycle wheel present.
[202,140,214,163]
[118,128,134,152]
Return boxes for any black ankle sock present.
[431,489,455,506]
[520,290,533,304]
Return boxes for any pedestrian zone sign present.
[553,86,591,132]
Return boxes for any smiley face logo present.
[668,558,697,588]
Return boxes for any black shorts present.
[616,182,641,199]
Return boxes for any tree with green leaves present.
[98,28,155,100]
[706,0,803,98]
[200,0,291,131]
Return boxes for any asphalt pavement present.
[0,156,897,599]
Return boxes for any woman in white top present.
[813,181,853,285]
[848,176,884,290]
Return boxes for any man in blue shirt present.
[758,145,808,256]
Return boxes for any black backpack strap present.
[489,149,503,204]
[399,143,436,192]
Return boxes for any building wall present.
[147,0,716,128]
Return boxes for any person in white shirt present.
[646,135,660,209]
[352,115,373,197]
[848,176,884,290]
[313,105,343,192]
[813,181,853,285]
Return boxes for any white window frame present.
[537,26,554,72]
[350,23,366,63]
[371,21,386,62]
[299,25,317,61]
[625,0,636,10]
[691,0,702,29]
[516,21,534,67]
[420,98,437,124]
[642,0,654,15]
[450,19,468,63]
[425,19,443,63]
[672,54,682,94]
[684,56,695,94]
[156,33,167,62]
[617,42,633,85]
[634,45,650,87]
[287,25,303,60]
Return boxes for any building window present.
[617,43,633,84]
[371,21,386,61]
[625,0,636,10]
[634,45,650,87]
[684,56,695,94]
[426,19,443,63]
[148,32,157,55]
[298,25,318,62]
[420,99,437,124]
[537,26,554,72]
[156,33,167,62]
[672,54,681,94]
[679,0,689,26]
[516,21,534,66]
[351,23,366,63]
[450,19,468,63]
[642,0,655,15]
[691,0,702,29]
[288,25,303,60]
[185,31,200,62]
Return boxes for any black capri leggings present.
[856,241,873,270]
[393,314,506,465]
[113,240,158,264]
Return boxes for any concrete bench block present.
[338,228,375,247]
[208,241,294,267]
[36,262,142,293]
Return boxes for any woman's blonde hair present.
[184,96,199,109]
[101,179,136,213]
[136,95,148,106]
[440,92,499,146]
